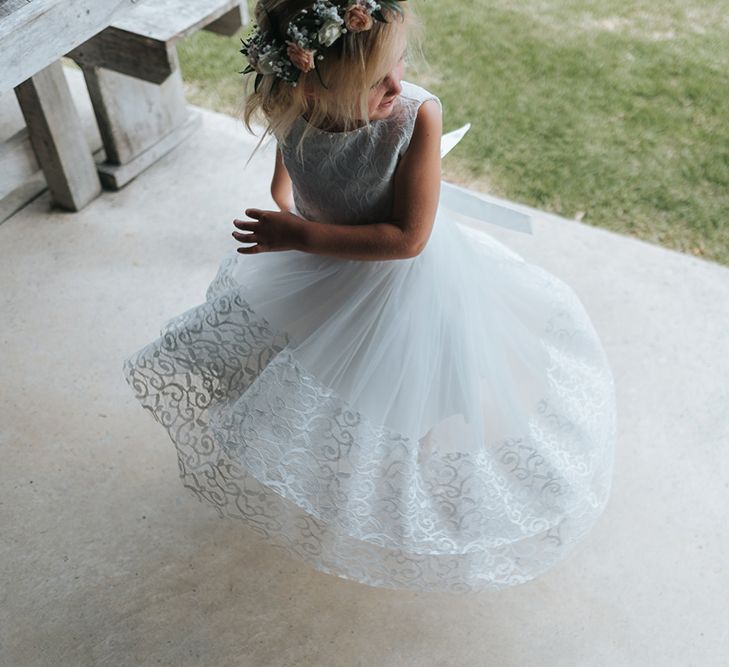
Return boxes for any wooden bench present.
[1,0,132,218]
[0,0,248,221]
[67,0,249,190]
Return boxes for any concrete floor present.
[2,69,729,666]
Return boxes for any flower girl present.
[123,0,616,593]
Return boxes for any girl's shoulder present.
[394,81,443,132]
[394,80,442,157]
[398,80,442,111]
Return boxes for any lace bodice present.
[277,80,441,225]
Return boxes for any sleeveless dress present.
[122,80,616,593]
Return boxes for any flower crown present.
[239,0,405,90]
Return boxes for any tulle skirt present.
[122,203,616,593]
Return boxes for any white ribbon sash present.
[440,124,533,235]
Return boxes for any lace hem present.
[122,271,615,592]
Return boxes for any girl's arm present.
[295,99,442,261]
[271,145,295,212]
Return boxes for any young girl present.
[123,0,616,593]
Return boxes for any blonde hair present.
[240,0,424,163]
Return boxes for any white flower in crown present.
[318,18,345,46]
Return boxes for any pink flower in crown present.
[344,2,374,33]
[286,41,316,72]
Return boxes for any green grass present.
[174,1,729,265]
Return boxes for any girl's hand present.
[232,208,307,254]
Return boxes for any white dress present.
[122,80,616,593]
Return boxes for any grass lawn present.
[176,2,728,265]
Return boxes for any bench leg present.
[14,60,102,212]
[80,62,202,190]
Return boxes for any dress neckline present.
[297,113,373,136]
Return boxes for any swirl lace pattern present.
[122,249,615,593]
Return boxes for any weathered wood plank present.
[204,4,249,37]
[0,0,34,21]
[111,0,245,42]
[68,28,178,86]
[0,128,38,199]
[0,0,134,91]
[0,173,47,224]
[97,110,202,190]
[82,64,188,164]
[14,60,101,211]
[1,64,106,222]
[67,0,247,84]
